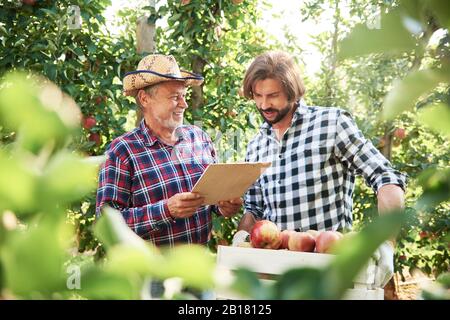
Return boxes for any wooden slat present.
[217,246,378,286]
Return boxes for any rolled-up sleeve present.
[334,110,408,193]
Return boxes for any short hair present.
[243,51,305,102]
[136,83,159,110]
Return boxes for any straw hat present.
[123,54,204,97]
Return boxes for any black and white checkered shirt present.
[244,102,407,232]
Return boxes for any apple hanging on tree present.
[393,128,406,140]
[22,0,36,6]
[88,132,101,146]
[82,116,96,130]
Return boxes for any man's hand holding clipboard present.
[191,162,271,206]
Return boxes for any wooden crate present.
[215,245,384,300]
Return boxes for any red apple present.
[95,96,103,105]
[306,229,321,240]
[22,0,36,5]
[250,220,282,249]
[226,109,237,118]
[288,232,316,252]
[280,230,295,249]
[394,128,406,140]
[419,231,428,239]
[315,231,342,254]
[82,116,96,130]
[88,133,101,146]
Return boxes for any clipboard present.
[191,162,271,205]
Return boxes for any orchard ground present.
[394,269,435,300]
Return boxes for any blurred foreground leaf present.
[77,266,141,300]
[40,151,99,206]
[418,103,450,139]
[0,150,38,215]
[274,211,406,299]
[93,206,150,251]
[338,9,416,60]
[381,68,449,120]
[0,219,71,298]
[162,245,216,290]
[416,167,450,210]
[322,210,406,299]
[0,72,80,154]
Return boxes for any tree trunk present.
[381,127,392,160]
[135,0,156,127]
[324,0,340,103]
[191,55,206,110]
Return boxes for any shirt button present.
[278,154,282,159]
[278,180,281,184]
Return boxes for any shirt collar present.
[139,119,187,147]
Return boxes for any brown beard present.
[258,104,293,125]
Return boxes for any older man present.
[96,54,242,247]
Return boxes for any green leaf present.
[162,245,215,290]
[39,8,58,17]
[40,151,99,205]
[274,267,325,300]
[322,210,407,299]
[0,151,38,215]
[417,103,450,139]
[77,266,141,300]
[1,220,70,298]
[93,206,150,251]
[381,68,449,120]
[416,167,450,210]
[338,10,417,60]
[228,268,266,299]
[427,0,450,30]
[103,244,164,278]
[0,72,73,153]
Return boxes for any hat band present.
[124,69,203,81]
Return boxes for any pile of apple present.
[242,220,344,254]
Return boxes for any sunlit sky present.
[104,0,335,77]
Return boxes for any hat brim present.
[123,69,204,97]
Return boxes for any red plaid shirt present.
[96,120,218,246]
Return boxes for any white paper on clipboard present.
[191,162,271,205]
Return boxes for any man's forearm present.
[377,184,405,214]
